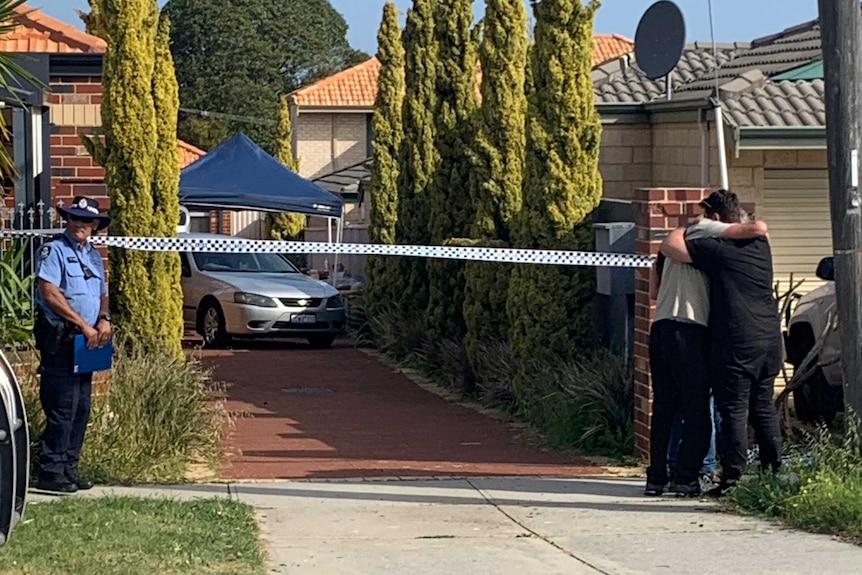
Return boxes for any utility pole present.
[819,0,862,427]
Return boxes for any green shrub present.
[0,239,35,348]
[21,333,233,484]
[518,348,633,456]
[468,339,518,408]
[366,305,428,362]
[729,417,862,543]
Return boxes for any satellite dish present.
[634,1,686,81]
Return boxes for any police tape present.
[0,230,655,268]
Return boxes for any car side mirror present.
[179,254,192,278]
[816,257,835,281]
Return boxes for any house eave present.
[596,102,649,124]
[294,105,374,114]
[49,53,104,77]
[736,126,826,149]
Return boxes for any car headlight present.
[326,294,344,309]
[234,292,277,308]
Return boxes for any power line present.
[178,106,276,126]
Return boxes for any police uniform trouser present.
[647,319,712,486]
[711,338,783,484]
[38,339,92,482]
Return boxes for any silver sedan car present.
[178,233,345,348]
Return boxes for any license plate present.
[290,314,317,324]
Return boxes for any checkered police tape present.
[0,230,654,268]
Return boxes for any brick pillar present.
[632,188,710,458]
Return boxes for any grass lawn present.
[0,496,266,575]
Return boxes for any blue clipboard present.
[72,335,113,374]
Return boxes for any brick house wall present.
[46,75,107,216]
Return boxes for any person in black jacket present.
[661,195,783,497]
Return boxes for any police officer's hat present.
[58,196,111,231]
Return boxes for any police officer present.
[33,196,112,494]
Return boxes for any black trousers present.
[647,319,712,485]
[38,341,93,481]
[711,338,783,483]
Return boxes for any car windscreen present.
[192,252,301,273]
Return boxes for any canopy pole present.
[330,213,344,288]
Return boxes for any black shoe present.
[644,482,666,496]
[669,480,701,498]
[35,478,78,494]
[67,469,95,490]
[71,477,94,490]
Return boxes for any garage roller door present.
[762,169,832,296]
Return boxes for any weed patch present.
[728,418,862,543]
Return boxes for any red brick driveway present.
[194,338,603,480]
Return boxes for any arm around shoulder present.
[720,220,768,240]
[660,227,692,263]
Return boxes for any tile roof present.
[291,34,634,109]
[178,140,206,168]
[592,34,634,66]
[593,42,745,103]
[0,4,105,53]
[291,57,381,108]
[722,80,825,127]
[593,16,831,128]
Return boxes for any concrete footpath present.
[32,476,862,575]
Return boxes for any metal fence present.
[1,201,64,322]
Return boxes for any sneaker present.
[699,473,718,493]
[644,482,666,496]
[669,480,701,498]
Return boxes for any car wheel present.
[793,366,840,425]
[201,302,230,348]
[307,334,336,348]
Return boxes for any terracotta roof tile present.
[291,34,634,109]
[0,4,105,54]
[592,33,634,66]
[178,140,206,168]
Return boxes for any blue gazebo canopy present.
[179,132,343,217]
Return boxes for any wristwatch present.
[98,314,112,322]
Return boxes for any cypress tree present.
[507,0,603,392]
[425,0,478,345]
[82,0,184,354]
[364,2,404,321]
[463,0,528,380]
[85,0,159,349]
[393,0,438,325]
[267,94,305,241]
[149,11,184,356]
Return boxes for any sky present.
[37,0,818,56]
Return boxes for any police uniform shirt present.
[34,232,107,327]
